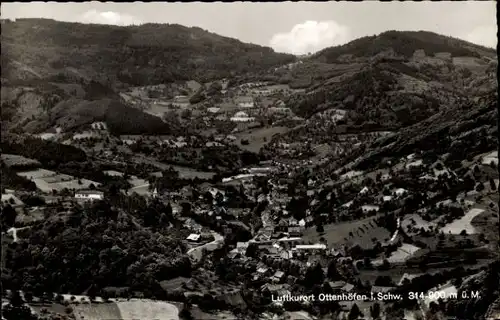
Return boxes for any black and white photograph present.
[1,1,499,320]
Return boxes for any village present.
[2,76,498,318]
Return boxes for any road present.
[187,231,224,263]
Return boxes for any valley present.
[1,15,499,320]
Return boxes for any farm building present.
[74,190,104,201]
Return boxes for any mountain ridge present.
[1,18,296,85]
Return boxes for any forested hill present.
[280,30,497,124]
[310,30,497,63]
[1,18,296,85]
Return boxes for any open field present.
[32,299,180,320]
[171,165,216,180]
[146,104,171,117]
[112,299,179,320]
[440,208,485,234]
[232,126,289,153]
[131,155,215,180]
[302,216,390,249]
[17,169,99,192]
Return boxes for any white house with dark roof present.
[230,111,255,122]
[74,190,104,201]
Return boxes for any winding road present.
[187,231,224,263]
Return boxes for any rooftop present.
[75,190,104,195]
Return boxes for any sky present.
[1,2,497,55]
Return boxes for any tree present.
[316,224,324,233]
[348,303,362,320]
[489,178,497,191]
[1,204,17,230]
[370,302,381,319]
[327,261,339,279]
[304,263,324,287]
[181,108,192,120]
[245,242,259,258]
[3,290,38,320]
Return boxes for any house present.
[186,233,201,242]
[394,188,407,197]
[74,190,104,201]
[328,281,346,292]
[172,95,190,108]
[230,111,254,122]
[341,283,355,293]
[298,219,306,227]
[381,173,392,181]
[383,195,393,202]
[359,186,369,195]
[288,226,303,237]
[361,205,380,213]
[372,286,395,294]
[294,244,327,252]
[236,96,254,108]
[271,270,285,283]
[207,107,221,114]
[277,237,303,248]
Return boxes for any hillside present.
[272,31,496,138]
[312,30,496,63]
[1,18,296,85]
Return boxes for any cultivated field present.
[302,216,390,249]
[17,169,100,193]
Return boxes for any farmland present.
[31,299,180,320]
[17,168,100,193]
[231,126,290,153]
[302,216,390,249]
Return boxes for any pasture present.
[32,298,180,320]
[302,216,390,249]
[171,165,216,180]
[231,126,289,153]
[440,208,485,234]
[17,169,100,193]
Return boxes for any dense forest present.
[1,135,87,167]
[1,18,296,85]
[3,199,191,299]
[312,30,496,63]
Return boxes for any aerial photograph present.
[0,1,498,320]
